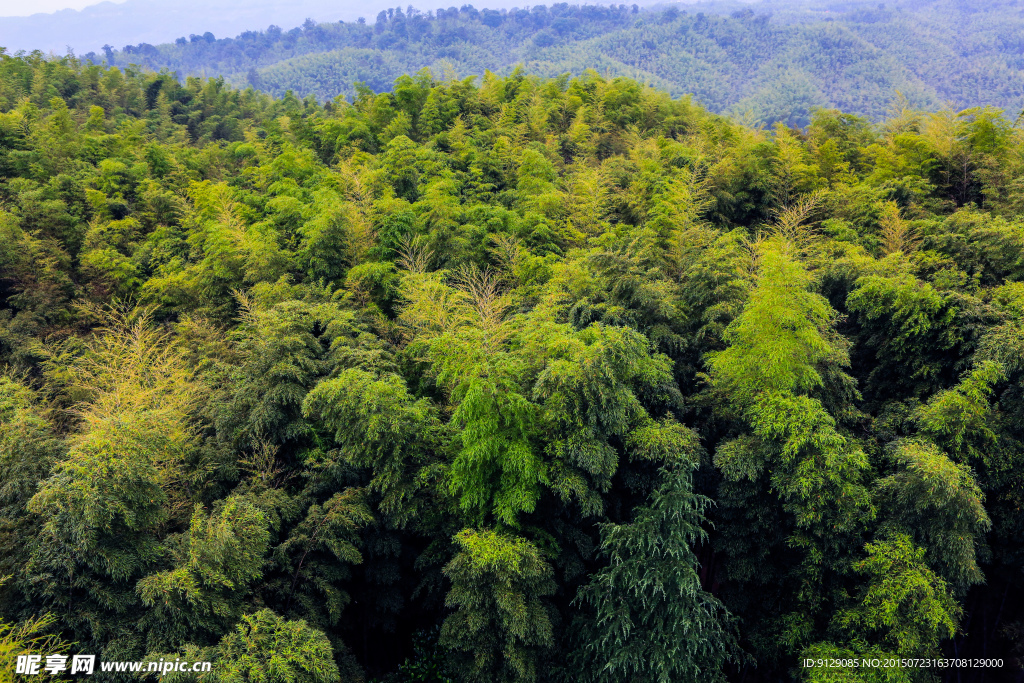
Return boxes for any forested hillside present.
[2,51,1024,682]
[86,0,1024,127]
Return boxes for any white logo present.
[70,655,96,675]
[15,655,41,675]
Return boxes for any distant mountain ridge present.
[76,0,1024,127]
[4,0,1024,126]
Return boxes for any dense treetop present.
[77,0,1024,128]
[0,51,1023,682]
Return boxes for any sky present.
[0,0,688,19]
[1,0,121,15]
[2,0,632,18]
[0,0,453,52]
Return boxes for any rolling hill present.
[71,0,1024,127]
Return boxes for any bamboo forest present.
[0,52,1022,682]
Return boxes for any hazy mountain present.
[73,0,1024,127]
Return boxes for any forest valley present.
[0,52,1022,683]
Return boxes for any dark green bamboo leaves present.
[574,463,740,683]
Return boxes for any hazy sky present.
[1,0,694,20]
[0,0,649,19]
[3,0,612,18]
[2,0,124,16]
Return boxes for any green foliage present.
[573,463,740,683]
[0,379,62,590]
[837,533,960,658]
[265,489,372,629]
[214,610,341,683]
[137,496,272,649]
[0,56,1022,682]
[440,529,556,683]
[710,240,870,544]
[23,306,201,655]
[387,628,454,683]
[303,369,433,524]
[914,361,1004,462]
[708,240,843,404]
[846,263,961,397]
[875,441,990,593]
